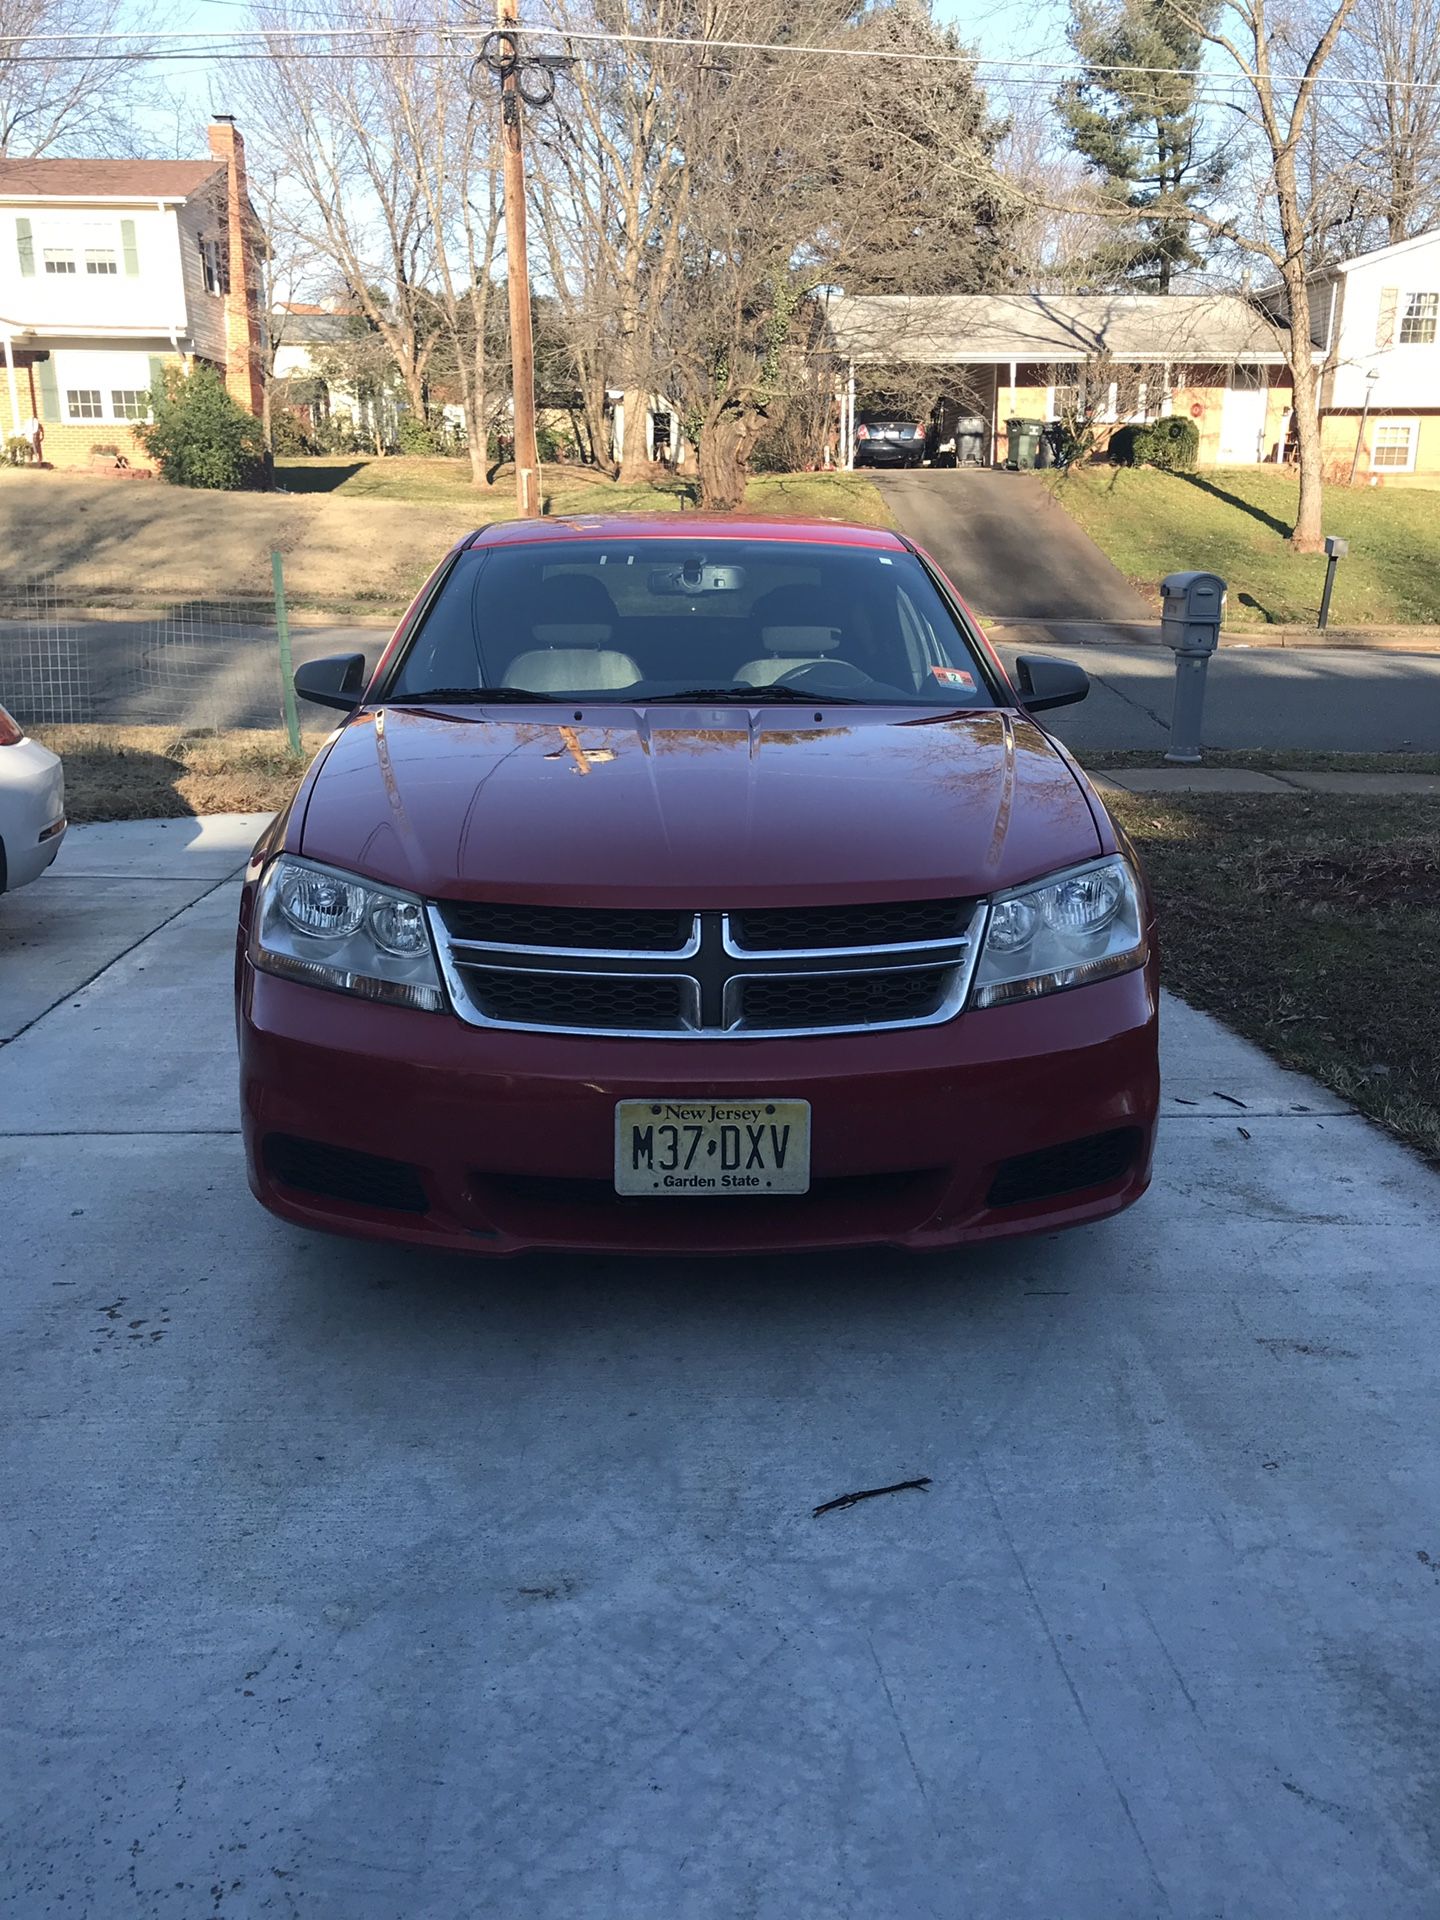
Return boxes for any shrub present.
[396,414,444,456]
[136,364,265,489]
[4,434,32,465]
[269,408,314,456]
[1144,415,1200,472]
[1109,415,1199,473]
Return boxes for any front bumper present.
[239,955,1160,1256]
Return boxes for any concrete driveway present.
[5,820,1440,1919]
[877,468,1153,622]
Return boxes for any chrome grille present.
[430,901,986,1038]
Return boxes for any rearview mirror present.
[1012,654,1089,713]
[294,652,368,711]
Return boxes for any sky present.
[128,0,1076,154]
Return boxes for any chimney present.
[207,118,264,418]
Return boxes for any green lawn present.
[1045,466,1440,627]
[275,457,894,527]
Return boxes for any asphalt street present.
[878,468,1440,753]
[4,472,1438,749]
[4,818,1440,1918]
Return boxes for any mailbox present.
[1324,535,1348,559]
[1160,570,1226,656]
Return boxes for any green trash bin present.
[1005,417,1044,470]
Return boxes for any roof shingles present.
[828,292,1293,365]
[0,158,223,201]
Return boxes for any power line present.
[2,19,1437,94]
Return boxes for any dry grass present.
[0,466,892,618]
[1116,791,1440,1163]
[34,725,322,822]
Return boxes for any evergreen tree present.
[1058,0,1225,292]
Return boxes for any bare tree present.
[1166,0,1361,548]
[1329,0,1440,244]
[226,2,443,427]
[529,0,694,483]
[1039,352,1150,460]
[647,0,1009,506]
[0,0,157,155]
[392,45,508,486]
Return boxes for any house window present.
[43,247,77,275]
[66,389,103,420]
[1371,419,1417,471]
[199,236,229,296]
[86,247,118,275]
[1399,293,1438,346]
[111,390,150,421]
[1049,377,1081,422]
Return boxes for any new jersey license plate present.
[614,1100,811,1196]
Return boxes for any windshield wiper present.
[386,685,566,704]
[641,686,865,705]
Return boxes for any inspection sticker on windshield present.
[930,666,976,689]
[615,1100,811,1196]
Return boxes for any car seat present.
[735,585,848,686]
[502,572,642,692]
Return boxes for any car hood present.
[296,704,1103,905]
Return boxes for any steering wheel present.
[771,659,872,691]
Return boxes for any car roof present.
[468,514,908,551]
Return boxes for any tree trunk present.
[468,421,492,488]
[1280,254,1324,550]
[696,410,749,511]
[617,387,652,484]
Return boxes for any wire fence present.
[0,576,334,734]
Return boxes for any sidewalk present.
[985,615,1440,655]
[1095,767,1440,796]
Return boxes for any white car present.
[0,705,66,893]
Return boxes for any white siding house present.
[0,126,264,469]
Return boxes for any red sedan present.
[236,515,1158,1256]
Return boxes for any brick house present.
[0,119,264,471]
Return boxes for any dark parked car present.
[853,413,927,467]
[237,515,1159,1257]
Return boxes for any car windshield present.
[387,538,996,708]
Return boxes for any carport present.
[826,291,1306,469]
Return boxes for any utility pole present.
[496,0,541,518]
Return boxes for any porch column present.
[1007,359,1017,418]
[1160,362,1173,416]
[845,360,856,470]
[2,332,18,436]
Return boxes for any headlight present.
[250,856,445,1012]
[971,855,1146,1009]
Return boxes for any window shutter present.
[121,219,140,276]
[147,354,165,415]
[36,357,59,423]
[16,216,35,276]
[1376,286,1399,349]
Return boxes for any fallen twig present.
[1211,1090,1248,1109]
[813,1477,932,1518]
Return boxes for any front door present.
[1218,367,1267,463]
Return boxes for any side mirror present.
[1012,654,1089,713]
[294,652,367,712]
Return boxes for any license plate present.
[614,1099,811,1196]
